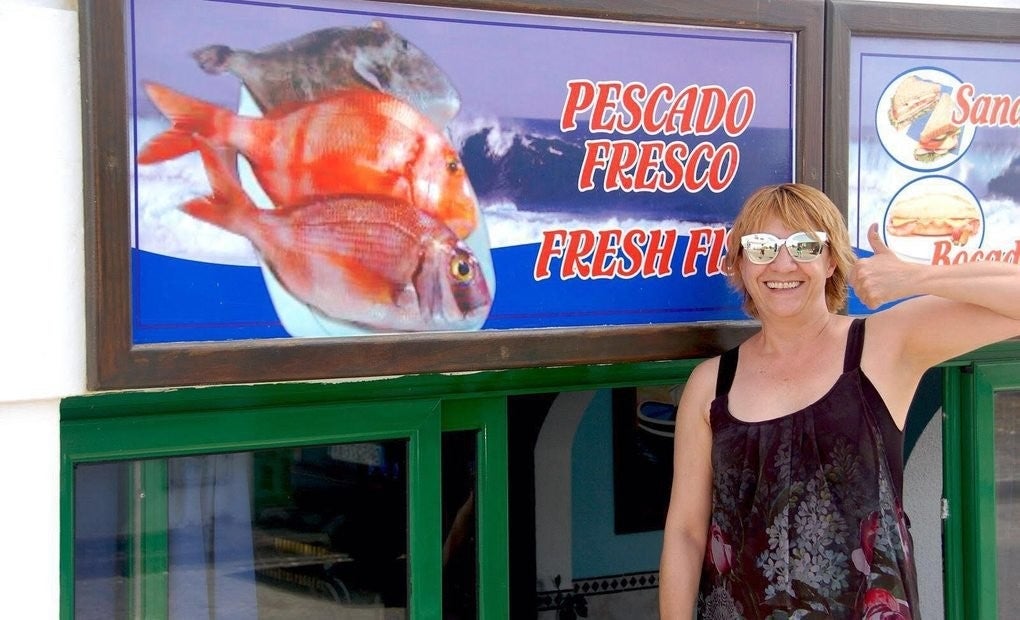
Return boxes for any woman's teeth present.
[766,281,800,289]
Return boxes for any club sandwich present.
[913,93,962,162]
[887,75,941,130]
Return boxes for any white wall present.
[0,0,83,616]
[0,0,1003,617]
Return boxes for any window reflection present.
[995,391,1020,619]
[75,462,130,619]
[75,441,409,619]
[442,431,478,619]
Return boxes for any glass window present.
[995,390,1020,619]
[75,462,131,619]
[442,431,478,620]
[74,442,409,619]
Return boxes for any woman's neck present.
[755,310,837,355]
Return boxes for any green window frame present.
[60,360,699,619]
[443,397,509,618]
[60,386,517,620]
[942,341,1020,619]
[67,346,1020,620]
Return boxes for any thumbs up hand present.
[849,223,919,309]
[866,222,893,256]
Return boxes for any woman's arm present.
[659,359,716,619]
[851,223,1020,373]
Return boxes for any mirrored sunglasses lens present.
[743,238,779,264]
[788,234,824,261]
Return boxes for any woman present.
[659,183,1020,619]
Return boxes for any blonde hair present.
[724,183,855,318]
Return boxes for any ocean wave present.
[447,114,522,159]
[480,199,717,248]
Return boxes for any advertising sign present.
[126,0,795,343]
[844,21,1020,313]
[82,0,822,388]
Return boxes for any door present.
[946,361,1020,619]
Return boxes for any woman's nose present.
[769,245,798,269]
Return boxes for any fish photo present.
[139,81,479,239]
[185,137,492,332]
[128,0,797,345]
[192,20,461,128]
[134,2,492,338]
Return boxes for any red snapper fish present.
[138,81,478,239]
[183,138,492,333]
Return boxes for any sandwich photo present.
[886,192,981,245]
[913,93,962,162]
[887,75,941,130]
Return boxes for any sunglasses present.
[739,231,828,264]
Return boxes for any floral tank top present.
[698,318,920,619]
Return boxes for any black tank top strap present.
[843,317,867,372]
[716,346,740,398]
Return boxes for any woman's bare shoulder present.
[676,356,721,423]
[687,355,720,390]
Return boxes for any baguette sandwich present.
[886,193,980,244]
[913,93,962,162]
[887,75,941,130]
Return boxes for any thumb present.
[868,223,890,254]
